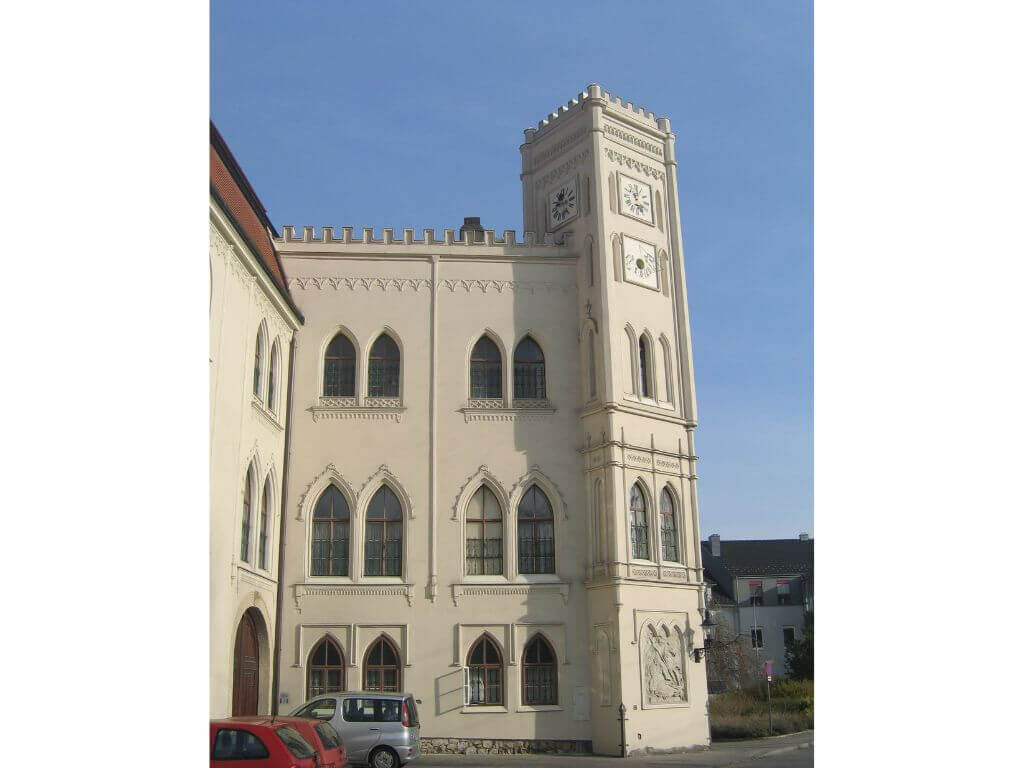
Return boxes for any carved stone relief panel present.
[641,623,687,705]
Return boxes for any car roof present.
[211,717,306,728]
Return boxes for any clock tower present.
[521,85,708,754]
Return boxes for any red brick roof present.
[210,123,292,301]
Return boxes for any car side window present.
[343,698,377,722]
[377,699,401,722]
[315,721,341,748]
[212,729,270,760]
[295,698,337,720]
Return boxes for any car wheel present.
[369,746,399,768]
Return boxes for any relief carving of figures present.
[642,624,687,704]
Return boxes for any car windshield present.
[293,698,337,720]
[276,726,316,759]
[315,721,341,749]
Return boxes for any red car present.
[282,716,347,768]
[211,717,321,767]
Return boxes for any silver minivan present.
[292,692,421,768]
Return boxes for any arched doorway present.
[232,609,261,715]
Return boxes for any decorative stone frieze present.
[293,583,414,611]
[603,122,664,157]
[451,582,571,607]
[603,147,665,180]
[533,148,592,189]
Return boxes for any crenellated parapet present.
[523,83,670,147]
[276,226,570,249]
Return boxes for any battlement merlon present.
[522,84,674,149]
[275,226,575,260]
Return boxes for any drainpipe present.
[271,335,296,715]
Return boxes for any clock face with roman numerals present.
[619,173,654,224]
[622,235,659,290]
[548,179,579,228]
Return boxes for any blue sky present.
[211,0,812,540]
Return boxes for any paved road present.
[416,731,813,768]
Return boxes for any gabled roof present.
[210,121,302,322]
[702,537,813,602]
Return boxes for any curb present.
[756,740,813,759]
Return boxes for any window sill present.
[516,704,562,713]
[311,396,405,423]
[461,400,556,423]
[251,396,284,430]
[236,562,275,583]
[294,582,414,608]
[461,705,508,714]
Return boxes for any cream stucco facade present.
[210,185,301,719]
[266,85,710,754]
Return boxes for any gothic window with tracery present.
[363,637,401,692]
[240,464,255,563]
[470,336,502,399]
[630,483,650,560]
[467,636,503,705]
[323,332,356,397]
[307,637,346,698]
[659,487,679,562]
[513,336,545,399]
[466,486,502,575]
[522,635,557,705]
[517,485,555,574]
[368,333,400,398]
[311,485,350,577]
[364,486,402,576]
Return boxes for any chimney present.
[709,534,721,557]
[798,532,809,541]
[460,216,484,242]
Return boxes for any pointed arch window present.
[368,333,400,398]
[466,486,502,575]
[258,478,272,569]
[587,330,597,399]
[312,485,350,577]
[513,336,546,399]
[307,637,346,698]
[253,325,267,399]
[659,487,679,562]
[323,333,355,397]
[517,485,555,574]
[364,486,402,576]
[522,635,557,705]
[467,636,503,705]
[240,464,255,563]
[268,341,281,411]
[470,336,502,399]
[364,637,400,692]
[639,335,653,398]
[630,483,650,560]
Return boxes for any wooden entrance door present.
[232,611,259,715]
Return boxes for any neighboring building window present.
[364,486,402,577]
[522,635,557,705]
[751,628,764,648]
[307,638,346,699]
[659,487,679,562]
[367,333,400,398]
[466,486,503,575]
[268,341,280,411]
[517,484,555,574]
[324,333,356,397]
[311,485,350,577]
[629,483,650,559]
[253,325,266,399]
[467,636,503,705]
[363,637,401,692]
[258,478,271,569]
[240,464,254,563]
[513,336,546,399]
[470,336,502,399]
[777,579,792,605]
[782,627,797,647]
[749,580,764,606]
[638,335,652,398]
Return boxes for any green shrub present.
[709,679,814,740]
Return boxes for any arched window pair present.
[323,332,400,398]
[629,483,681,563]
[626,328,673,403]
[311,485,403,577]
[240,462,273,570]
[465,484,555,576]
[306,635,401,698]
[470,335,546,400]
[465,635,557,706]
[253,323,282,411]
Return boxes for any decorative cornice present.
[602,122,664,157]
[293,583,414,610]
[451,465,507,521]
[460,407,556,423]
[310,406,404,423]
[296,463,357,521]
[289,277,432,292]
[251,396,283,432]
[286,277,575,296]
[451,582,571,607]
[530,127,590,169]
[441,279,575,295]
[359,464,415,519]
[534,148,591,190]
[602,148,665,180]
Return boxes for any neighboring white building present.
[212,85,712,755]
[702,534,813,686]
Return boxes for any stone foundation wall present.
[420,737,592,755]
